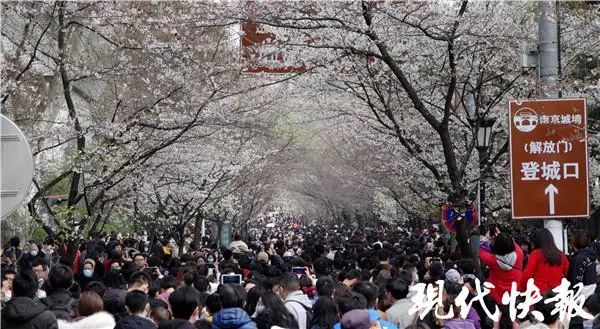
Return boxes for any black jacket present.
[41,288,78,321]
[568,247,597,286]
[1,296,58,329]
[115,315,157,329]
[158,319,196,329]
[103,288,128,321]
[43,288,74,305]
[18,252,45,271]
[76,275,101,291]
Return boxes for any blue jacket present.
[212,308,257,329]
[333,310,398,329]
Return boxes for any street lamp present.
[465,93,498,254]
[471,116,496,225]
[467,113,495,262]
[474,117,496,151]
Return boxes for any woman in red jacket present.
[519,228,569,294]
[480,230,524,305]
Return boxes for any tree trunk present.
[28,201,55,237]
[216,220,223,248]
[194,213,203,247]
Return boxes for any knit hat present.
[257,252,269,263]
[83,258,96,269]
[445,268,463,284]
[340,309,374,329]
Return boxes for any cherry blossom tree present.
[2,1,598,245]
[237,0,599,257]
[1,1,286,238]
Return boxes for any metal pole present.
[480,147,487,224]
[471,147,486,258]
[539,1,565,252]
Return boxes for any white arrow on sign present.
[545,183,559,215]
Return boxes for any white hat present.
[445,269,463,284]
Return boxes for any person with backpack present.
[479,228,524,305]
[1,270,58,329]
[42,264,79,321]
[279,273,313,329]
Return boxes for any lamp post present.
[473,116,496,226]
[467,113,496,260]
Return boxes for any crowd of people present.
[1,219,600,329]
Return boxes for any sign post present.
[509,98,589,219]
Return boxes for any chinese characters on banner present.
[241,21,307,74]
[508,99,589,219]
[240,1,311,74]
[409,278,592,322]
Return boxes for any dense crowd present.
[1,220,600,329]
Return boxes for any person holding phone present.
[479,226,524,305]
[221,274,242,285]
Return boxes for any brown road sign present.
[509,98,589,219]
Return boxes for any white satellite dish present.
[1,114,34,219]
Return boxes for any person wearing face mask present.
[1,270,58,329]
[103,249,124,276]
[18,241,45,271]
[1,270,16,304]
[32,257,50,299]
[77,259,100,291]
